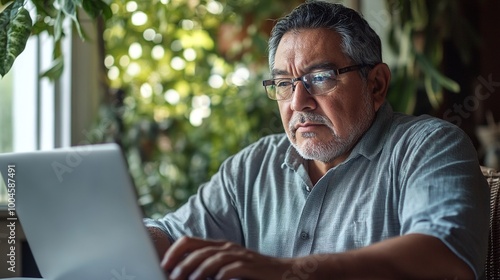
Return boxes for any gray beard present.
[288,93,375,163]
[291,132,353,163]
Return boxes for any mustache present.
[289,112,333,133]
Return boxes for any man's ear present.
[367,63,391,111]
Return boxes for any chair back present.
[482,166,500,279]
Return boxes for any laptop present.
[0,143,167,280]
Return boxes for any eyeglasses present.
[262,64,370,101]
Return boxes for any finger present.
[161,236,225,270]
[216,261,252,280]
[187,244,248,280]
[169,243,238,280]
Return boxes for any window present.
[0,70,13,153]
[0,29,76,203]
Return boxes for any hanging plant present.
[0,0,111,79]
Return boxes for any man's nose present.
[290,81,316,112]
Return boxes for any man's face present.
[274,28,377,164]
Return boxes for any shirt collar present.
[348,101,393,161]
[283,144,304,171]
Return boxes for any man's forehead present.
[277,28,341,52]
[271,62,339,77]
[273,28,347,75]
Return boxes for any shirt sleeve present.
[143,155,244,245]
[397,121,490,279]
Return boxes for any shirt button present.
[300,231,309,240]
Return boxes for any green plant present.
[385,0,477,113]
[0,0,111,79]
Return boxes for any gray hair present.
[268,1,382,78]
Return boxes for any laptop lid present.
[0,143,166,280]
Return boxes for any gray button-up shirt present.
[145,102,489,277]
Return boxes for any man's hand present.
[161,236,295,280]
[159,234,476,280]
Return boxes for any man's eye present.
[311,73,333,83]
[276,80,292,87]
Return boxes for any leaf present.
[54,9,63,40]
[61,0,76,16]
[40,56,64,80]
[0,4,9,14]
[0,0,32,78]
[82,0,112,20]
[410,0,428,30]
[56,0,84,39]
[424,75,442,109]
[40,39,64,81]
[415,52,460,93]
[0,0,13,8]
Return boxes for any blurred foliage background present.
[91,0,304,217]
[385,0,477,115]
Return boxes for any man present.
[145,1,489,279]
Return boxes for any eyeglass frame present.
[262,64,372,101]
